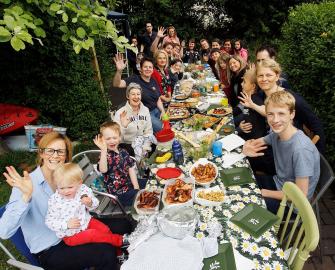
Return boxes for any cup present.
[220,97,228,107]
[212,141,223,157]
[213,83,219,92]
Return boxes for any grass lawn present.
[0,142,95,269]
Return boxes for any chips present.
[197,190,225,202]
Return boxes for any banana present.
[155,152,172,163]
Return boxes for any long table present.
[132,73,288,269]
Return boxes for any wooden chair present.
[303,124,320,145]
[275,182,319,270]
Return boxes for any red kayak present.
[0,104,39,135]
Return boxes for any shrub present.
[279,1,335,164]
[0,24,113,141]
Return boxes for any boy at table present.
[242,91,320,213]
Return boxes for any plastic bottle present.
[162,113,171,130]
[172,139,184,165]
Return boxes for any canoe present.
[0,103,39,135]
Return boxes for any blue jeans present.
[255,174,280,214]
[150,108,163,133]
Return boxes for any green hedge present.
[279,1,335,164]
[0,24,114,140]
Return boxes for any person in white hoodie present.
[114,83,155,161]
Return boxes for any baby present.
[94,121,140,206]
[45,163,123,247]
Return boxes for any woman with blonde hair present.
[151,49,172,103]
[0,131,122,269]
[239,58,325,153]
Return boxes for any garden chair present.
[72,150,133,220]
[310,154,335,262]
[0,205,43,270]
[274,182,319,270]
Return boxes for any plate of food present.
[189,158,218,186]
[163,178,194,207]
[194,186,229,207]
[175,94,189,101]
[167,107,190,120]
[134,189,161,215]
[156,167,184,185]
[207,107,232,117]
[182,114,221,129]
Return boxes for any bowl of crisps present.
[194,186,229,207]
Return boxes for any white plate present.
[162,178,194,208]
[189,158,218,186]
[194,186,230,207]
[219,134,245,152]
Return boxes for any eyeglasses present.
[43,148,67,156]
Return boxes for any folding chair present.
[72,150,134,221]
[310,154,335,262]
[0,206,43,270]
[275,182,319,270]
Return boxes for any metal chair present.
[275,182,319,270]
[0,206,43,270]
[72,150,133,220]
[311,154,335,262]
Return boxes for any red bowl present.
[155,129,175,142]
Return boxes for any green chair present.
[274,182,319,270]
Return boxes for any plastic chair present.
[72,150,133,220]
[0,206,43,270]
[274,182,319,270]
[311,154,335,262]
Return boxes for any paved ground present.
[304,188,335,270]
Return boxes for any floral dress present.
[102,148,135,195]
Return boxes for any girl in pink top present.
[234,39,248,62]
[162,26,180,46]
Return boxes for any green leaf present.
[106,20,114,31]
[59,25,69,33]
[50,3,61,12]
[34,27,46,38]
[62,13,68,23]
[35,38,44,46]
[61,33,70,42]
[0,35,11,42]
[25,22,36,29]
[13,26,21,33]
[4,15,15,30]
[76,27,86,38]
[33,18,43,26]
[21,14,34,21]
[10,36,25,51]
[56,10,64,15]
[117,36,128,43]
[72,17,78,23]
[0,26,11,37]
[12,6,23,15]
[16,30,33,44]
[74,44,81,54]
[0,0,12,4]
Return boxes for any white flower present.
[215,157,221,163]
[223,210,232,218]
[263,231,272,241]
[254,188,261,194]
[229,194,237,201]
[260,247,272,260]
[253,259,261,270]
[229,236,238,249]
[235,194,242,201]
[241,231,251,240]
[242,196,250,203]
[250,195,258,203]
[241,241,251,252]
[263,262,272,270]
[272,261,283,270]
[249,243,259,255]
[270,238,278,248]
[249,183,256,189]
[199,223,207,231]
[241,188,250,194]
[275,248,285,259]
[237,202,245,209]
[196,232,204,239]
[150,180,157,185]
[231,205,240,213]
[215,205,222,212]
